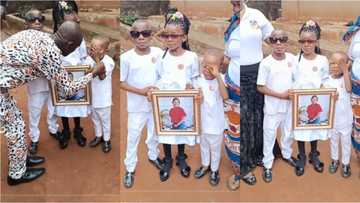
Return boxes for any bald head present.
[131,19,152,31]
[331,51,349,63]
[54,21,83,56]
[204,49,224,66]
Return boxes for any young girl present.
[292,20,330,176]
[154,11,199,182]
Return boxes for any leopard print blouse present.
[0,29,92,96]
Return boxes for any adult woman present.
[223,0,274,185]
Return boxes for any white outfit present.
[84,55,114,141]
[349,30,360,79]
[120,47,163,172]
[224,5,274,86]
[194,75,227,172]
[27,78,58,142]
[257,53,296,169]
[55,39,90,117]
[324,76,353,165]
[155,50,200,145]
[292,54,330,141]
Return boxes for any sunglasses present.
[298,39,317,44]
[130,30,152,39]
[160,33,184,39]
[26,15,45,23]
[269,36,288,44]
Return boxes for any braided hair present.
[52,0,78,33]
[298,20,322,61]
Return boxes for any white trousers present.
[124,112,159,172]
[28,91,58,142]
[329,127,352,165]
[262,113,293,169]
[91,106,111,141]
[200,133,223,172]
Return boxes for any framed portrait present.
[151,90,201,136]
[292,88,337,130]
[49,65,91,106]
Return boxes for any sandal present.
[241,172,256,185]
[227,175,240,191]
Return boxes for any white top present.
[194,75,227,135]
[293,54,329,89]
[349,31,360,80]
[85,55,114,108]
[120,47,163,112]
[156,50,200,90]
[155,50,200,145]
[291,54,330,141]
[27,77,49,95]
[224,5,274,87]
[323,75,353,131]
[257,53,296,115]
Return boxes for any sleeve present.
[155,55,164,81]
[105,56,115,75]
[256,60,269,86]
[120,53,129,82]
[190,53,201,85]
[78,39,88,65]
[320,56,330,84]
[258,11,274,40]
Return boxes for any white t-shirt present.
[156,50,200,90]
[349,31,360,80]
[323,75,353,131]
[85,55,114,108]
[193,75,227,135]
[257,53,296,115]
[293,54,329,89]
[224,5,274,87]
[120,47,163,113]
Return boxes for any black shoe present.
[89,137,103,148]
[58,129,70,149]
[308,151,324,173]
[123,172,134,188]
[256,157,263,167]
[295,154,306,176]
[328,160,339,174]
[26,155,45,167]
[102,141,111,153]
[342,164,351,178]
[7,167,45,186]
[282,156,297,167]
[74,127,86,147]
[209,171,220,186]
[241,172,256,185]
[176,155,191,177]
[49,131,61,140]
[194,166,210,179]
[149,158,164,170]
[262,168,272,183]
[29,141,38,155]
[160,158,173,182]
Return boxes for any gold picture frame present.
[292,88,337,130]
[151,90,201,136]
[49,65,92,106]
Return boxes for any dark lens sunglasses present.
[298,39,317,44]
[27,15,45,23]
[130,30,152,38]
[269,36,288,44]
[160,33,184,39]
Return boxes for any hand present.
[280,90,290,100]
[91,62,105,77]
[185,83,194,90]
[207,65,220,77]
[146,86,159,102]
[195,88,203,103]
[288,90,294,100]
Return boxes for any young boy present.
[120,19,164,188]
[24,9,60,154]
[193,49,228,186]
[169,97,187,129]
[324,51,353,178]
[307,95,322,124]
[256,29,297,183]
[85,36,114,153]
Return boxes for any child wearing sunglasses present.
[120,19,164,188]
[256,29,297,183]
[24,9,60,155]
[292,20,330,176]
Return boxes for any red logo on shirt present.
[312,66,318,72]
[178,64,184,70]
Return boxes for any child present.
[120,19,164,188]
[256,30,297,183]
[292,20,330,176]
[84,36,114,153]
[154,11,199,182]
[324,51,353,178]
[193,49,228,186]
[169,97,187,129]
[24,9,60,154]
[306,95,322,124]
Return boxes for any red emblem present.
[151,57,156,64]
[178,64,184,70]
